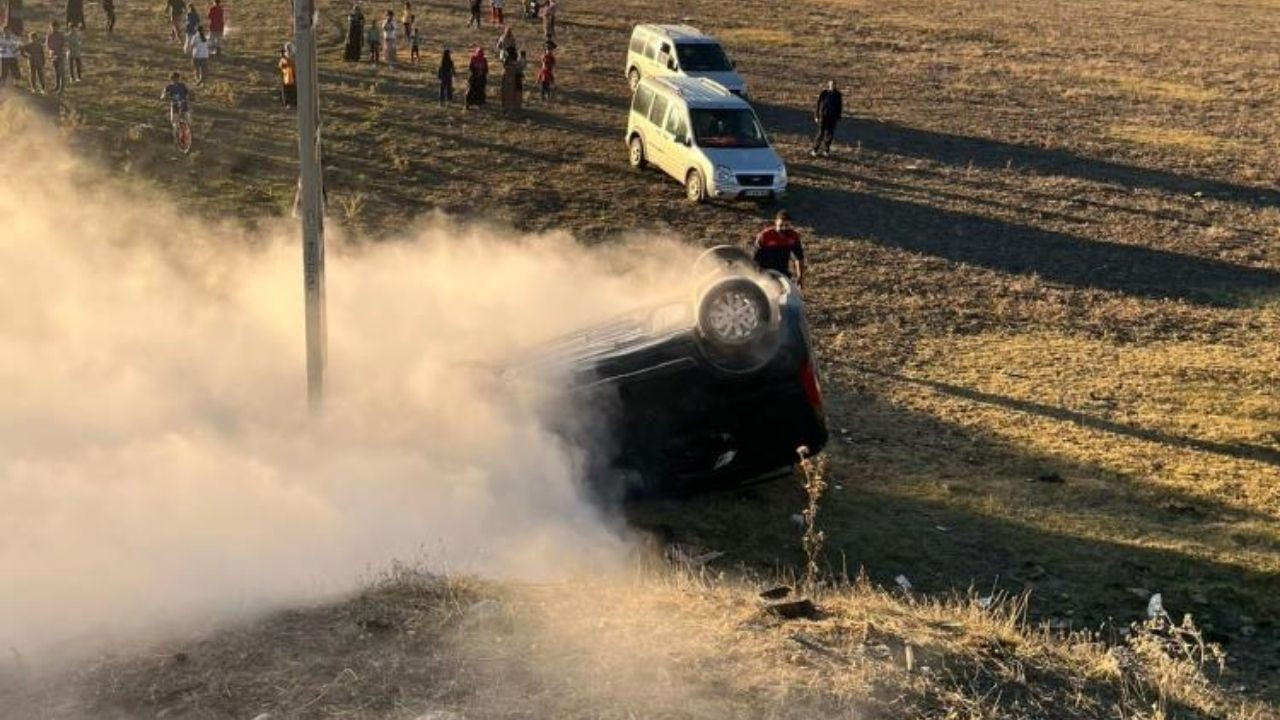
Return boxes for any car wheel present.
[627,67,640,91]
[686,169,706,204]
[628,135,646,169]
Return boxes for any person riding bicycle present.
[161,70,192,126]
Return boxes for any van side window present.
[643,40,657,61]
[648,95,670,127]
[632,85,655,117]
[629,35,645,55]
[664,108,688,143]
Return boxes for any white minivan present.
[626,76,787,204]
[625,24,748,97]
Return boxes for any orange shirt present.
[279,57,296,86]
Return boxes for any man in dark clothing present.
[46,21,65,92]
[752,210,806,286]
[101,0,115,33]
[811,80,843,157]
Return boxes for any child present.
[21,31,45,93]
[400,2,413,41]
[366,19,380,64]
[381,10,396,67]
[537,46,553,101]
[66,25,82,82]
[207,0,225,56]
[45,21,65,93]
[409,25,421,64]
[184,4,200,43]
[186,25,210,85]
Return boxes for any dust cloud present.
[0,101,698,661]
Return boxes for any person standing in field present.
[365,17,379,64]
[100,0,115,34]
[436,45,454,105]
[541,0,555,41]
[166,0,186,42]
[536,44,553,101]
[752,210,807,286]
[400,1,412,42]
[186,25,210,84]
[66,24,81,81]
[64,0,84,30]
[207,0,224,56]
[278,45,296,108]
[466,0,481,28]
[0,25,21,87]
[381,10,397,66]
[495,24,514,60]
[343,4,363,61]
[409,23,420,64]
[45,20,65,93]
[810,79,842,157]
[184,4,199,43]
[464,45,486,108]
[21,30,44,92]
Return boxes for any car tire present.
[628,135,647,169]
[686,169,706,204]
[627,67,640,91]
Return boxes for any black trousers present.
[52,57,65,91]
[813,119,838,153]
[69,56,82,80]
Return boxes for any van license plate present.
[743,190,770,198]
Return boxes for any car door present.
[644,93,673,177]
[661,104,692,179]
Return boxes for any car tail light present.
[800,359,823,411]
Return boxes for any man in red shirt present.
[752,210,807,286]
[207,0,224,55]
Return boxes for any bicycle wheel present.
[175,119,193,154]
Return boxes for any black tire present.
[628,135,646,169]
[685,169,706,204]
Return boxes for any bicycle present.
[170,102,193,154]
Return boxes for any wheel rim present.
[629,139,642,166]
[705,289,763,344]
[687,173,701,201]
[628,69,639,90]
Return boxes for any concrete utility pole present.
[293,0,327,412]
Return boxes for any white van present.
[626,76,787,204]
[625,24,748,97]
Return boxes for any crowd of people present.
[342,1,556,113]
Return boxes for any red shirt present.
[208,5,225,32]
[752,226,804,276]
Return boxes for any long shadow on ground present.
[755,103,1280,209]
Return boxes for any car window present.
[664,107,688,143]
[648,94,670,126]
[643,40,657,61]
[632,85,654,117]
[629,35,645,55]
[675,42,732,72]
[690,109,768,148]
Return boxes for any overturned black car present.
[518,247,828,492]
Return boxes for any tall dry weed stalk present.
[797,447,829,593]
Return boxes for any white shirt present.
[188,36,211,59]
[0,34,18,59]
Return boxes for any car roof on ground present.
[644,76,748,109]
[633,24,718,43]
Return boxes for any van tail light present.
[799,359,823,411]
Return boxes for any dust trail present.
[0,100,698,661]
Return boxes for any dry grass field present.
[2,0,1278,716]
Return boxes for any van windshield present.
[690,109,768,148]
[674,42,732,72]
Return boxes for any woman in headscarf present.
[343,4,364,62]
[464,46,487,109]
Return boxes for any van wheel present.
[627,68,641,91]
[686,169,706,204]
[628,136,647,169]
